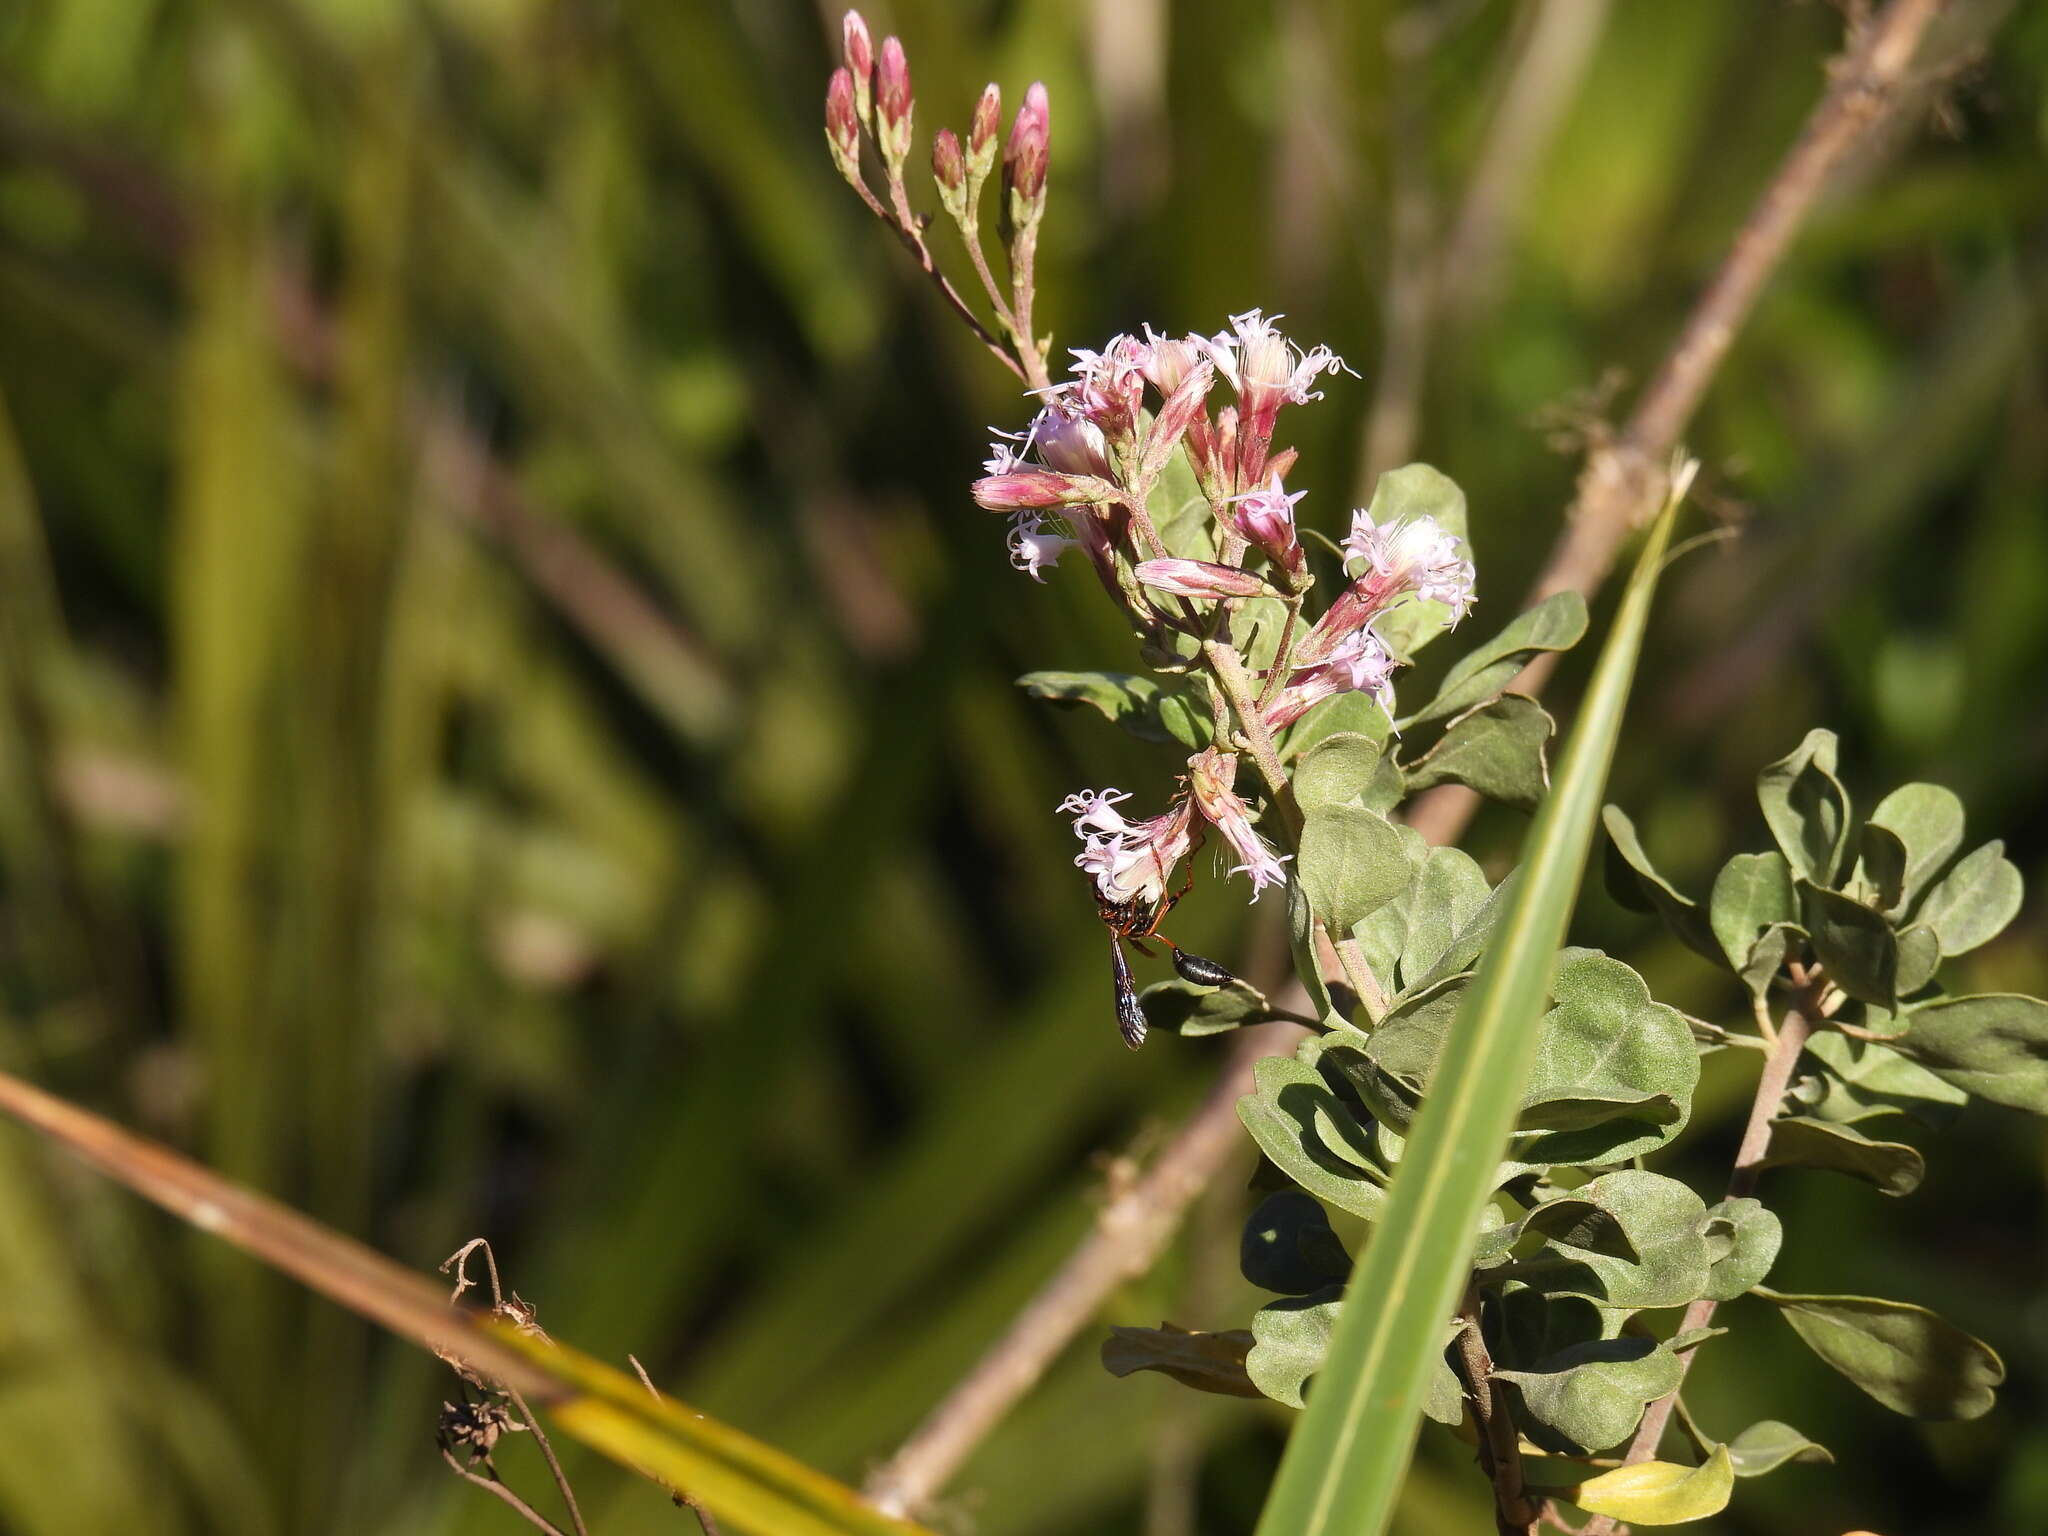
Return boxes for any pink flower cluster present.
[1060,746,1290,913]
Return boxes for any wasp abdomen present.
[1171,949,1235,987]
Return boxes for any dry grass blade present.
[0,1068,932,1536]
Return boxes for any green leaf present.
[1517,953,1698,1166]
[1699,1196,1781,1300]
[1521,1169,1713,1310]
[1723,1420,1833,1477]
[1237,1056,1389,1220]
[1352,845,1489,1000]
[1247,1288,1342,1408]
[1756,1289,2004,1419]
[1915,841,2023,956]
[1761,1116,1924,1196]
[1400,591,1588,728]
[1797,881,1897,1005]
[1854,823,1909,913]
[1571,1446,1734,1524]
[1294,732,1386,817]
[1015,670,1169,741]
[1738,922,1803,1003]
[1868,782,1966,912]
[1801,1032,1967,1129]
[1138,977,1273,1038]
[1253,491,1682,1536]
[1757,729,1850,884]
[1601,805,1722,964]
[1101,1323,1262,1398]
[1298,803,1413,938]
[1283,691,1393,763]
[1709,852,1796,971]
[1894,993,2048,1114]
[1894,924,1941,996]
[1241,1191,1351,1295]
[1495,1337,1684,1452]
[1358,465,1468,658]
[1155,684,1215,748]
[1402,694,1554,812]
[1402,869,1522,996]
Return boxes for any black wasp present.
[1097,866,1237,1048]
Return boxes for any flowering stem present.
[1199,639,1298,840]
[1257,593,1308,713]
[1332,934,1389,1025]
[874,169,1027,383]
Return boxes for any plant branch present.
[507,1385,589,1536]
[861,1021,1304,1520]
[441,1450,573,1536]
[1455,1284,1542,1536]
[1406,0,1946,846]
[1580,1000,1820,1535]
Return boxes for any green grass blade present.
[1253,483,1686,1536]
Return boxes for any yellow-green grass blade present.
[0,1068,932,1536]
[1254,484,1686,1536]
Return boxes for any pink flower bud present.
[1004,82,1050,213]
[876,36,914,162]
[1227,473,1306,575]
[933,128,964,191]
[1134,558,1269,601]
[825,68,861,181]
[842,11,874,125]
[1137,359,1214,486]
[968,84,1001,180]
[972,469,1112,511]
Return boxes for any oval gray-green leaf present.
[1761,1116,1924,1197]
[1710,852,1796,972]
[1295,731,1386,817]
[1404,694,1555,812]
[1757,729,1850,885]
[1283,691,1394,763]
[1241,1191,1352,1296]
[1016,670,1168,740]
[1238,1057,1389,1220]
[1738,922,1803,1003]
[1756,1288,2004,1419]
[1139,977,1273,1038]
[1797,881,1897,1005]
[1602,805,1721,963]
[1724,1420,1833,1478]
[1869,781,1965,913]
[1802,1031,1967,1128]
[1894,993,2048,1114]
[1522,1169,1713,1310]
[1401,591,1588,729]
[1893,924,1940,996]
[1915,840,2023,957]
[1298,804,1413,938]
[1496,1337,1684,1452]
[1853,823,1908,914]
[1699,1196,1781,1300]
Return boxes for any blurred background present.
[0,0,2045,1532]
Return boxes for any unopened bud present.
[933,128,968,221]
[842,12,874,126]
[825,68,861,184]
[972,469,1114,512]
[968,84,1001,182]
[1133,558,1270,601]
[1004,82,1050,225]
[877,36,914,164]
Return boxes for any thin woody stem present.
[1199,640,1299,840]
[958,214,1020,341]
[872,166,1027,382]
[1455,1284,1541,1536]
[441,1451,573,1536]
[1581,998,1822,1536]
[506,1386,589,1536]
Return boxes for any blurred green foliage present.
[0,1,2045,1532]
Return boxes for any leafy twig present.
[439,1448,573,1536]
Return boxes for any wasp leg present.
[1127,936,1158,959]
